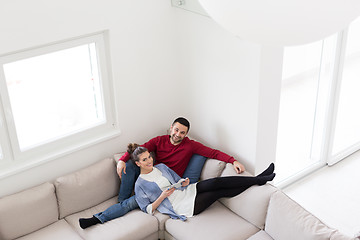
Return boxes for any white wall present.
[255,46,283,174]
[0,0,185,197]
[170,9,283,173]
[176,12,261,169]
[0,0,282,197]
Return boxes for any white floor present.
[283,150,360,238]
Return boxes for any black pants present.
[193,175,266,215]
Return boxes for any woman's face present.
[136,151,154,173]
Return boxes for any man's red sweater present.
[119,135,236,177]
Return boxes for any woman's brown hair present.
[127,143,148,163]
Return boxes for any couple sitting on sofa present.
[79,117,275,228]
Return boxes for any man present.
[79,117,245,229]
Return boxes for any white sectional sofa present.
[0,156,355,240]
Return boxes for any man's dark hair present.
[173,117,190,132]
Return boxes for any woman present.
[131,143,275,221]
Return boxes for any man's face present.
[169,122,188,145]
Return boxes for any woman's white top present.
[139,167,197,217]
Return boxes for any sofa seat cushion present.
[246,230,273,240]
[165,201,259,240]
[16,220,82,240]
[265,190,338,240]
[0,182,58,240]
[55,158,120,218]
[65,197,159,240]
[220,184,277,229]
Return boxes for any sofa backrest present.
[0,182,58,240]
[265,190,346,240]
[54,158,120,219]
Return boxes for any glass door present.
[330,17,360,164]
[275,40,325,185]
[276,17,360,187]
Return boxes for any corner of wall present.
[254,45,283,175]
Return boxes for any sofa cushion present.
[65,197,159,240]
[55,158,120,218]
[200,159,226,180]
[16,220,82,240]
[113,153,123,162]
[330,231,353,240]
[265,190,337,240]
[220,184,277,229]
[0,182,58,240]
[165,201,259,240]
[247,230,273,240]
[182,154,207,183]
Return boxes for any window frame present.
[0,32,119,177]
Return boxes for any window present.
[332,17,360,159]
[0,32,118,173]
[275,40,325,184]
[276,16,360,187]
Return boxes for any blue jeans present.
[94,154,207,223]
[94,195,138,223]
[94,160,140,223]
